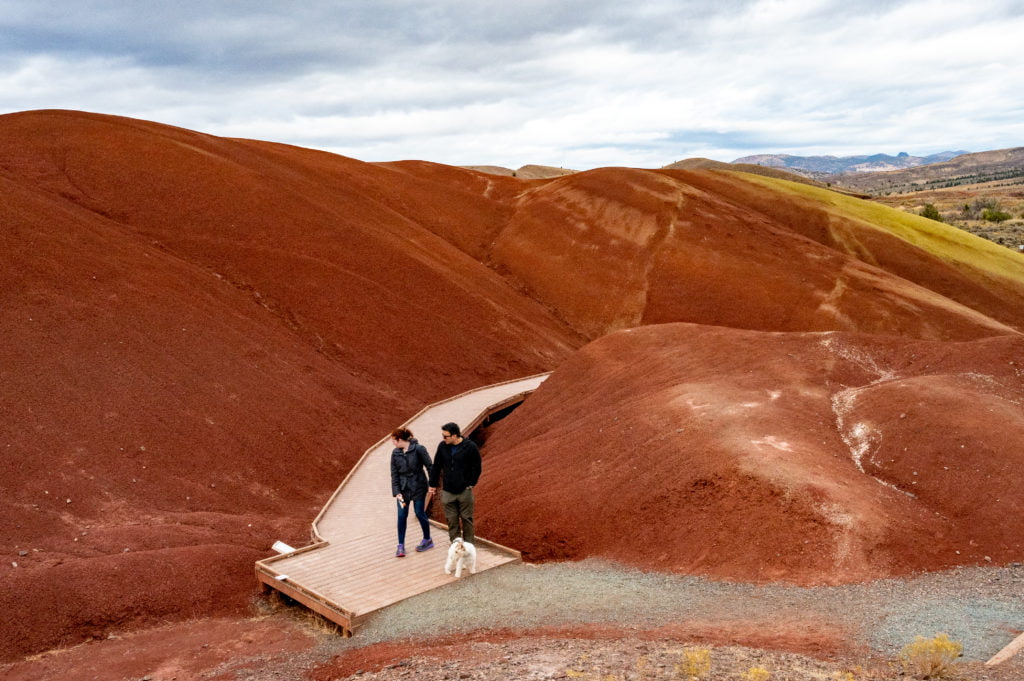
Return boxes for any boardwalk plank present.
[255,374,547,633]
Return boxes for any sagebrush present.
[675,648,711,679]
[899,633,962,678]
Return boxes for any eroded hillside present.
[478,324,1024,584]
[0,110,579,660]
[2,109,1023,662]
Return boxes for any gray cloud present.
[1,0,1022,168]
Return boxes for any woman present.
[389,427,434,557]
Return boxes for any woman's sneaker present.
[395,544,405,557]
[415,538,434,552]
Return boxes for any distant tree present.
[982,208,1011,222]
[963,198,1000,220]
[919,203,942,222]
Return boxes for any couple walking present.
[389,421,480,558]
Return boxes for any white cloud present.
[1,0,1022,168]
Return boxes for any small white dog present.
[444,537,477,578]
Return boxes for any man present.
[428,421,481,544]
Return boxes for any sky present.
[2,0,1023,169]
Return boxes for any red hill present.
[0,110,578,659]
[2,110,1023,662]
[488,166,1024,340]
[478,323,1024,584]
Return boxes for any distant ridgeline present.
[853,166,1024,195]
[727,147,1024,196]
[731,150,966,177]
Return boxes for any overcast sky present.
[2,0,1022,169]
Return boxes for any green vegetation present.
[919,203,942,221]
[730,170,1024,284]
[983,208,1012,222]
[874,167,1024,195]
[962,197,1002,220]
[960,198,1015,222]
[875,193,1023,248]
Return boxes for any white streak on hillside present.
[821,337,914,498]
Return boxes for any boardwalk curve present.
[255,373,549,635]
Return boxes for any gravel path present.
[347,559,1024,662]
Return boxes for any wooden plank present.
[256,569,354,622]
[263,541,521,613]
[462,391,532,433]
[264,542,521,617]
[311,373,548,540]
[987,631,1024,666]
[258,575,352,633]
[255,373,547,628]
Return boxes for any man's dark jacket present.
[429,438,481,494]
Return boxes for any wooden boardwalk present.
[254,373,549,635]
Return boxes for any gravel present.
[345,559,1024,662]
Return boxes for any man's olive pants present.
[440,487,475,543]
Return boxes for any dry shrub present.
[675,648,711,679]
[248,588,286,616]
[740,666,771,681]
[898,633,962,678]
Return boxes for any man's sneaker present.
[415,538,434,552]
[395,544,405,557]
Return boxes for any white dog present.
[444,537,477,578]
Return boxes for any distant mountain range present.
[732,150,968,176]
[824,146,1024,194]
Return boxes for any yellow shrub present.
[741,666,770,681]
[831,672,856,681]
[675,647,711,679]
[899,633,962,678]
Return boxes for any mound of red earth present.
[2,109,1023,663]
[0,110,579,661]
[490,166,1024,340]
[478,323,1024,584]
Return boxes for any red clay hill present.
[490,166,1024,339]
[477,323,1024,584]
[2,109,1023,663]
[0,110,579,660]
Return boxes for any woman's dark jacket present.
[390,438,432,500]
